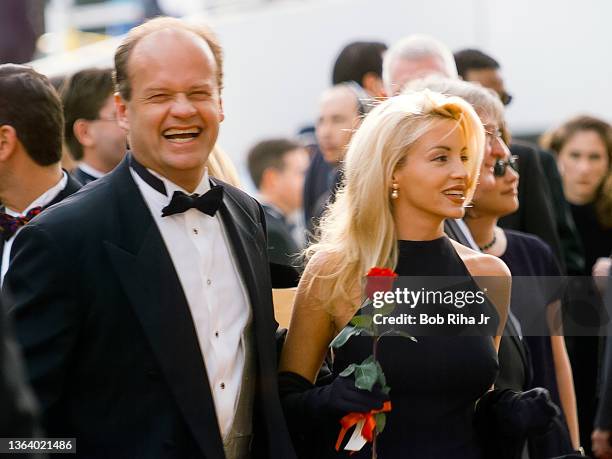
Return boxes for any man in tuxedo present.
[62,68,127,184]
[3,17,295,459]
[303,41,387,236]
[0,64,81,286]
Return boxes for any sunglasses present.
[493,155,519,177]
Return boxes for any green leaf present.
[374,413,387,434]
[354,359,379,391]
[350,315,373,329]
[339,363,357,377]
[330,326,372,349]
[381,385,391,395]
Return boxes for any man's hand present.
[592,429,612,458]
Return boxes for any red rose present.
[365,267,398,300]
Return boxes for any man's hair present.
[62,68,115,160]
[247,138,301,189]
[332,41,388,86]
[0,64,63,166]
[382,34,458,92]
[454,49,500,79]
[114,16,224,101]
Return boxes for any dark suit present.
[3,158,295,458]
[71,166,98,185]
[302,149,334,235]
[0,298,40,442]
[261,204,299,267]
[0,173,81,277]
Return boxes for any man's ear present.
[73,119,94,147]
[0,125,18,161]
[115,92,130,130]
[362,73,386,99]
[259,167,278,192]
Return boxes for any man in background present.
[0,64,81,285]
[305,84,363,235]
[248,138,308,266]
[304,41,386,234]
[382,34,457,96]
[62,68,127,184]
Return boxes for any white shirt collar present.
[5,171,68,217]
[77,162,106,179]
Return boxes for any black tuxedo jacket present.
[3,158,296,458]
[0,173,81,276]
[0,297,40,443]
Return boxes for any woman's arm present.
[551,332,580,449]
[278,259,337,382]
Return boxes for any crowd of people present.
[0,14,611,459]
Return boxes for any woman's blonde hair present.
[206,144,241,188]
[304,90,485,311]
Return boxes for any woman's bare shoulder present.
[450,239,511,278]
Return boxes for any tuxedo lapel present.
[44,173,82,209]
[0,232,5,278]
[103,160,225,458]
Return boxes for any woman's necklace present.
[478,232,497,252]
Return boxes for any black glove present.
[279,371,388,421]
[278,371,389,458]
[476,387,560,439]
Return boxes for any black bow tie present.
[128,153,224,218]
[161,186,224,217]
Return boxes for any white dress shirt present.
[130,167,251,439]
[1,172,68,286]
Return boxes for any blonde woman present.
[279,91,512,458]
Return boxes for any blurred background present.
[3,0,611,186]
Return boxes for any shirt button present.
[220,382,225,390]
[207,279,212,286]
[192,228,198,235]
[214,331,219,338]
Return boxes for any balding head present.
[383,34,457,96]
[316,84,362,165]
[114,16,223,101]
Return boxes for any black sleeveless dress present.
[330,237,499,458]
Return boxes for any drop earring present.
[391,182,399,199]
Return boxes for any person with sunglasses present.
[463,134,582,457]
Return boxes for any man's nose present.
[170,94,197,118]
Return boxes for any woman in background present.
[541,116,612,455]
